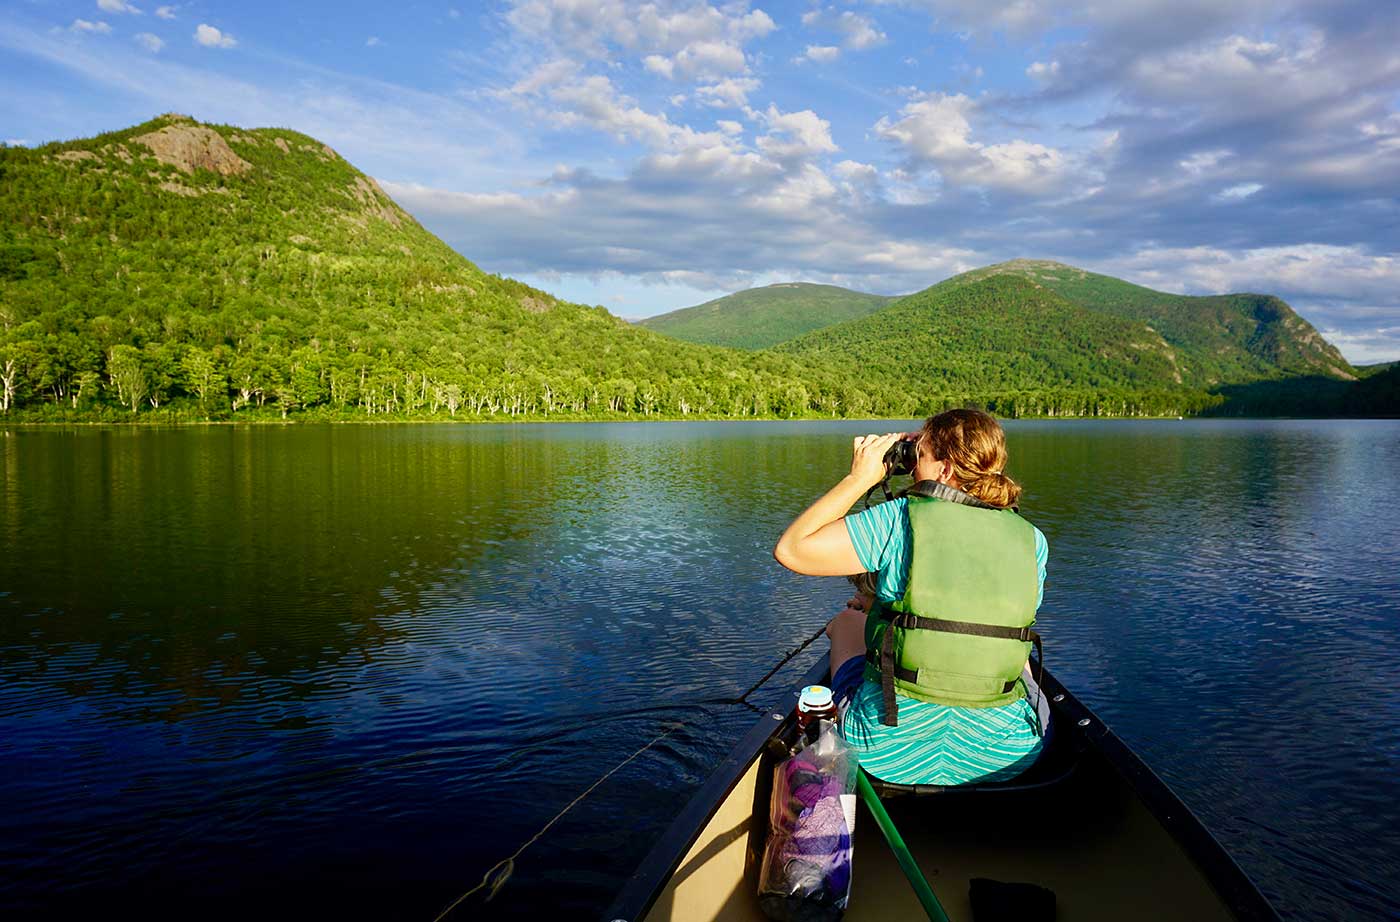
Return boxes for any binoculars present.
[883,438,917,476]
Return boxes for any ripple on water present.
[2,420,1399,920]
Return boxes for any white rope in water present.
[432,625,826,919]
[431,721,683,921]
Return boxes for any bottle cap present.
[798,685,834,712]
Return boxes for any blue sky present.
[3,1,1399,362]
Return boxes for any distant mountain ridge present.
[943,259,1353,385]
[641,259,1354,395]
[638,282,896,349]
[775,274,1217,416]
[762,260,1377,416]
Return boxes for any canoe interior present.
[626,659,1276,922]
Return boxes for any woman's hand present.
[773,432,902,577]
[850,432,904,488]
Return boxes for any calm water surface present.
[1,420,1397,920]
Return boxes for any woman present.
[773,409,1049,785]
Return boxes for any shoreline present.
[3,413,1394,428]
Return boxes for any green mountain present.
[0,114,846,421]
[776,274,1220,416]
[774,263,1391,417]
[1356,361,1396,378]
[638,282,896,349]
[945,259,1355,385]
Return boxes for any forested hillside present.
[947,260,1355,385]
[638,283,894,349]
[0,115,860,421]
[0,116,1389,421]
[776,275,1224,417]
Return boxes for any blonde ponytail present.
[918,409,1023,509]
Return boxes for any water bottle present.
[796,685,839,745]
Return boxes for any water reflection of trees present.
[0,426,578,724]
[0,423,870,726]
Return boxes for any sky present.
[3,1,1399,363]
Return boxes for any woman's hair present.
[847,571,877,597]
[917,408,1022,508]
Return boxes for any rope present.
[727,623,827,706]
[433,622,827,918]
[431,721,682,921]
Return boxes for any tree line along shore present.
[2,115,1395,424]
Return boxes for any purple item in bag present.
[757,720,859,922]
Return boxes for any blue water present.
[0,420,1397,919]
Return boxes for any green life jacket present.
[862,486,1041,725]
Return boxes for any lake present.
[1,419,1397,920]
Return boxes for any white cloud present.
[833,159,881,199]
[796,45,840,64]
[70,19,112,34]
[756,105,838,161]
[1315,327,1400,365]
[717,119,743,135]
[550,75,679,147]
[645,39,749,81]
[98,0,142,14]
[506,0,773,64]
[874,91,1069,194]
[643,54,674,78]
[194,24,236,48]
[694,76,760,109]
[134,32,164,52]
[382,171,980,298]
[835,11,886,50]
[834,160,878,183]
[542,74,755,155]
[1128,32,1330,109]
[155,5,176,19]
[750,162,839,212]
[1026,59,1059,81]
[366,36,381,48]
[507,58,580,96]
[1214,182,1262,202]
[802,8,886,51]
[1179,149,1231,176]
[872,0,1276,43]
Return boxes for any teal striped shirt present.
[841,497,1049,785]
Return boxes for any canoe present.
[606,653,1280,922]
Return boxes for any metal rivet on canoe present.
[771,713,783,720]
[1052,694,1065,703]
[1077,718,1091,727]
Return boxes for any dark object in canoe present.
[605,654,1280,922]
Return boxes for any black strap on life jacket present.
[900,478,1017,514]
[869,607,1043,727]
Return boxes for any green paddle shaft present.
[856,770,951,922]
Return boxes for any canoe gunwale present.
[604,654,1280,922]
[1032,668,1281,921]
